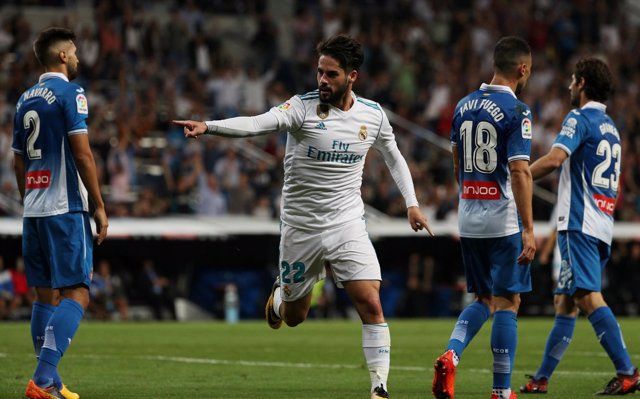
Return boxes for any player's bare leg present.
[344,280,390,398]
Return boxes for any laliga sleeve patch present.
[276,101,292,112]
[76,94,88,114]
[521,118,532,139]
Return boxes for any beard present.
[319,80,349,104]
[515,81,525,96]
[570,90,580,107]
[67,62,79,80]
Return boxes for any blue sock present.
[31,302,56,356]
[535,315,576,380]
[588,307,635,375]
[34,299,84,388]
[30,302,63,388]
[491,310,517,389]
[447,301,491,358]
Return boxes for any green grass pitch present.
[1,318,639,398]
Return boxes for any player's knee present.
[574,291,606,315]
[284,313,306,327]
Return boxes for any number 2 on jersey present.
[592,140,621,192]
[24,110,42,160]
[460,120,498,173]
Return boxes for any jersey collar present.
[39,72,69,83]
[479,83,516,98]
[582,101,606,112]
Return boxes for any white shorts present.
[278,218,381,302]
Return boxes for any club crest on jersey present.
[317,104,329,119]
[560,117,577,138]
[521,118,532,139]
[76,94,88,114]
[358,125,368,141]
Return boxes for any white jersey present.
[205,90,418,230]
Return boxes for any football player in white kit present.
[173,34,433,399]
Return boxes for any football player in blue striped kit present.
[432,36,536,399]
[520,58,639,396]
[12,27,108,399]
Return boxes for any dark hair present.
[574,58,613,102]
[493,36,531,75]
[316,34,364,72]
[33,27,76,67]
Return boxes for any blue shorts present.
[554,230,610,295]
[460,233,531,295]
[23,212,93,289]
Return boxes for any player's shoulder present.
[59,80,86,96]
[511,99,531,118]
[354,95,382,111]
[454,91,478,112]
[296,90,320,102]
[561,108,590,129]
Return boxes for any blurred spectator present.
[214,146,242,191]
[196,172,227,216]
[139,259,176,321]
[227,172,255,215]
[398,253,435,317]
[10,257,33,315]
[0,0,639,225]
[89,259,129,321]
[0,256,15,319]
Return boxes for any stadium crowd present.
[1,1,640,320]
[1,0,639,222]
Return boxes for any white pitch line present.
[0,352,627,377]
[145,355,614,376]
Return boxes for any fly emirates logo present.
[593,194,615,215]
[462,180,500,200]
[25,170,51,189]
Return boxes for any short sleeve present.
[552,111,586,156]
[64,85,89,135]
[507,103,532,162]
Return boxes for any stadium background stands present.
[1,0,639,320]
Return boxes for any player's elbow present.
[547,155,564,170]
[72,150,95,166]
[509,165,532,181]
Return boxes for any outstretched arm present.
[530,147,568,181]
[173,112,281,139]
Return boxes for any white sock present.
[273,286,283,318]
[362,323,390,391]
[492,387,512,399]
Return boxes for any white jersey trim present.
[552,142,572,156]
[39,72,69,83]
[508,154,530,162]
[479,83,517,98]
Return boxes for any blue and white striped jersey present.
[451,83,532,238]
[12,72,89,217]
[553,101,620,244]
